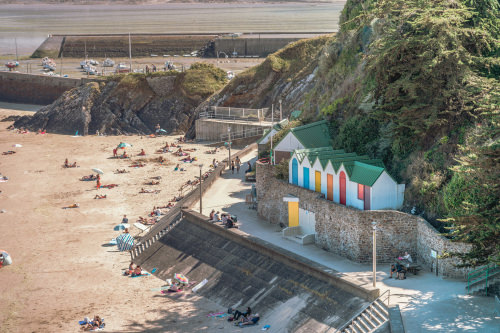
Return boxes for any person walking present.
[235,156,241,173]
[96,174,101,189]
[231,160,235,174]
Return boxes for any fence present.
[220,127,265,142]
[211,106,268,119]
[129,143,258,260]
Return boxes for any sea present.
[0,2,345,56]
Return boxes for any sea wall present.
[256,163,472,280]
[0,71,86,105]
[135,209,376,331]
[214,37,302,57]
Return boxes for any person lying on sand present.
[80,174,97,181]
[94,194,107,199]
[206,147,219,154]
[130,162,146,168]
[114,169,128,174]
[63,203,80,209]
[64,158,78,168]
[2,151,16,155]
[80,315,103,331]
[140,188,161,194]
[145,180,160,185]
[169,195,184,202]
[100,184,118,189]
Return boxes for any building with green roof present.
[272,120,332,163]
[289,147,405,210]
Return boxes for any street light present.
[279,99,282,121]
[199,164,204,214]
[372,221,378,288]
[227,127,231,169]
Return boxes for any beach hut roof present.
[292,147,390,186]
[256,119,289,144]
[289,120,332,149]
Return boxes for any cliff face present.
[15,64,227,135]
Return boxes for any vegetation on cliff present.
[301,0,499,265]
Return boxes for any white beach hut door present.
[299,208,316,235]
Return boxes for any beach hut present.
[257,119,289,157]
[289,147,405,210]
[272,120,332,164]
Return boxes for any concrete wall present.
[195,118,271,141]
[215,37,301,57]
[0,72,82,105]
[257,162,472,280]
[136,209,377,331]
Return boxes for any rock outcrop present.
[15,65,227,135]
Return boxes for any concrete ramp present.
[136,210,377,332]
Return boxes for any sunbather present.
[2,151,16,155]
[121,151,128,158]
[138,149,146,156]
[81,174,97,181]
[140,188,160,194]
[63,203,79,209]
[132,265,143,277]
[124,262,135,276]
[94,194,107,199]
[239,314,260,326]
[115,169,128,174]
[130,162,145,168]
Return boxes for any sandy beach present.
[0,105,243,332]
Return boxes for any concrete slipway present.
[189,149,499,333]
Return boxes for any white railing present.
[210,106,269,119]
[220,127,266,141]
[338,290,390,333]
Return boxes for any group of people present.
[79,315,104,331]
[390,252,413,280]
[230,156,241,174]
[228,307,260,327]
[209,210,237,228]
[124,262,144,277]
[64,158,78,168]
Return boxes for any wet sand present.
[0,105,242,332]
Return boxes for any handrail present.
[337,289,390,332]
[467,263,499,295]
[495,295,500,317]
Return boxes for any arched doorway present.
[339,171,346,205]
[291,158,298,185]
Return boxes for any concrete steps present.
[342,299,389,333]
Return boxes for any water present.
[0,2,345,56]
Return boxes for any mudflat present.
[0,2,345,56]
[0,106,239,332]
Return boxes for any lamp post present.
[199,164,203,214]
[279,99,282,121]
[227,127,231,169]
[372,221,378,288]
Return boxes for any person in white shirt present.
[403,252,413,263]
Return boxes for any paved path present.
[193,149,499,332]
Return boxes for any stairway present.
[340,292,390,333]
[467,264,500,296]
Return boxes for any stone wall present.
[256,162,472,280]
[0,71,82,105]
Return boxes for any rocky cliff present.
[14,64,227,135]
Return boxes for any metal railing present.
[220,127,265,141]
[338,289,390,333]
[199,112,262,122]
[210,106,268,118]
[467,263,500,295]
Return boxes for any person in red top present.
[96,174,101,189]
[113,148,117,157]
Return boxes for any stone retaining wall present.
[256,162,472,280]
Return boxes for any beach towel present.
[130,273,150,278]
[192,279,208,293]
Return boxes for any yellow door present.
[315,171,321,193]
[288,202,299,227]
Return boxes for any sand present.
[0,106,245,332]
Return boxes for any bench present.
[245,174,256,182]
[396,258,422,275]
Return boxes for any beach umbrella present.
[12,144,22,148]
[156,129,167,133]
[116,233,134,251]
[0,250,12,266]
[92,168,104,175]
[117,143,132,149]
[113,223,130,231]
[174,273,189,284]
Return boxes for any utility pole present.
[270,104,274,164]
[279,99,282,121]
[129,32,132,72]
[228,127,231,169]
[199,164,203,214]
[60,50,63,76]
[15,37,18,62]
[372,221,378,288]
